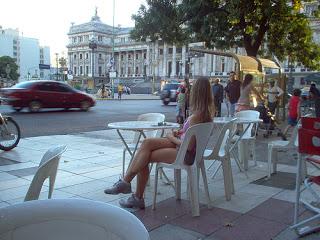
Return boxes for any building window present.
[176,47,182,53]
[99,66,102,76]
[121,55,124,60]
[128,54,131,59]
[136,54,139,60]
[72,37,76,43]
[159,49,163,55]
[74,54,77,59]
[121,67,124,74]
[86,66,89,75]
[80,54,83,60]
[135,67,139,75]
[78,36,83,42]
[80,66,83,75]
[98,36,103,41]
[168,48,173,54]
[128,67,131,75]
[99,54,102,59]
[86,53,89,59]
[121,37,125,43]
[84,35,89,41]
[143,53,146,59]
[74,67,77,75]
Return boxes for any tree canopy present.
[131,0,320,70]
[0,56,19,81]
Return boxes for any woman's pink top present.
[289,96,300,119]
[179,117,191,141]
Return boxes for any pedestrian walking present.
[267,79,283,115]
[236,74,263,112]
[211,78,224,117]
[224,71,241,117]
[309,83,320,117]
[117,83,124,100]
[176,86,186,124]
[282,88,302,139]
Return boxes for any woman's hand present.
[166,132,181,145]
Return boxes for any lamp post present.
[110,0,115,99]
[55,53,59,81]
[89,38,97,86]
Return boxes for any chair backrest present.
[24,145,67,202]
[0,199,150,240]
[290,119,302,147]
[211,119,237,158]
[175,122,213,166]
[235,110,260,138]
[132,113,165,142]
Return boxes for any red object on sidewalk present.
[298,117,320,155]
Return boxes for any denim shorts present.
[288,116,298,126]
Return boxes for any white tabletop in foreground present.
[213,117,262,124]
[108,121,180,131]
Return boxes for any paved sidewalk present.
[95,93,159,101]
[0,128,320,239]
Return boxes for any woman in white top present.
[236,74,263,112]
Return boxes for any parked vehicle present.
[0,81,96,112]
[0,107,20,150]
[159,82,180,105]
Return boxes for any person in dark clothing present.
[212,78,224,117]
[309,83,320,117]
[224,71,241,117]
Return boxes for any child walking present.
[176,87,186,124]
[282,88,301,139]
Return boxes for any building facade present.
[67,6,320,90]
[0,26,51,83]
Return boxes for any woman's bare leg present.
[124,138,176,183]
[135,148,177,199]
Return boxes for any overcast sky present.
[0,0,146,58]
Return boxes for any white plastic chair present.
[267,121,301,178]
[0,198,150,240]
[234,110,260,170]
[122,113,165,176]
[152,122,213,217]
[203,119,237,201]
[24,145,67,201]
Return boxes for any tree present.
[0,56,19,80]
[131,0,320,69]
[59,57,67,81]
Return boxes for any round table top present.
[108,121,180,131]
[214,117,262,124]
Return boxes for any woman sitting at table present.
[104,77,214,209]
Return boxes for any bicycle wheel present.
[0,117,21,151]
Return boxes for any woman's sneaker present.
[104,179,131,195]
[119,194,145,209]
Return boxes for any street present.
[0,100,177,138]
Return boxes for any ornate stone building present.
[67,10,243,89]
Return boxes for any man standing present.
[267,80,283,114]
[117,83,124,100]
[212,78,224,117]
[224,71,241,117]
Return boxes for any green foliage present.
[0,56,19,80]
[130,0,320,70]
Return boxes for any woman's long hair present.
[242,74,253,89]
[190,77,214,122]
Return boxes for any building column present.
[118,51,121,76]
[146,46,150,76]
[162,43,167,78]
[125,51,128,77]
[202,54,207,76]
[154,41,159,78]
[171,45,176,77]
[182,45,186,76]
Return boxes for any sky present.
[0,0,146,59]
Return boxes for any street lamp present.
[55,53,59,81]
[89,38,97,85]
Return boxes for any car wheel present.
[80,101,90,111]
[12,107,23,112]
[163,100,169,105]
[29,101,42,112]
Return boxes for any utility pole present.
[111,0,115,99]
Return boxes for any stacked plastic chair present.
[292,117,320,237]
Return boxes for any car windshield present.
[12,82,34,89]
[163,84,179,90]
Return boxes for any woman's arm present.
[166,132,181,145]
[251,86,264,101]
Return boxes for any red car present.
[0,80,96,112]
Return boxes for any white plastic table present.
[213,117,262,174]
[108,121,180,183]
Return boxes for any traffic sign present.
[39,64,50,69]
